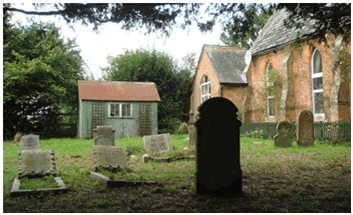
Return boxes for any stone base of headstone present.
[91,172,155,189]
[10,176,68,197]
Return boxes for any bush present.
[250,128,265,139]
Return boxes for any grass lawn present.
[3,134,351,212]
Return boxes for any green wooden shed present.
[78,80,161,139]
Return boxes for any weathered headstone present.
[195,97,242,196]
[273,121,292,147]
[297,110,314,146]
[22,134,40,150]
[18,149,56,178]
[92,145,129,171]
[93,126,116,146]
[143,133,174,153]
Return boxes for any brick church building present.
[190,9,351,124]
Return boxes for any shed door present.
[91,101,104,137]
[139,103,151,136]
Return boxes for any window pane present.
[116,104,120,117]
[313,50,322,74]
[313,77,323,90]
[110,104,115,116]
[126,104,131,116]
[122,104,126,116]
[268,98,275,116]
[314,92,324,113]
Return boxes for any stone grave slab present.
[195,97,242,196]
[297,110,314,146]
[143,133,174,153]
[93,126,116,146]
[273,121,292,147]
[18,149,56,178]
[92,145,129,171]
[22,134,40,150]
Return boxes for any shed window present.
[311,48,324,114]
[201,75,211,103]
[109,103,132,117]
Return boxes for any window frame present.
[266,62,275,118]
[201,75,211,103]
[311,48,325,115]
[108,102,133,118]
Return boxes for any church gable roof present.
[250,9,317,56]
[203,45,247,84]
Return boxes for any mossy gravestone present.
[297,110,314,146]
[22,134,40,150]
[92,145,129,171]
[93,126,116,146]
[18,149,56,178]
[143,133,174,153]
[195,97,242,196]
[273,121,292,147]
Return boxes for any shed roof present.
[203,45,247,84]
[250,9,317,56]
[78,80,161,101]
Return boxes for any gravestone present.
[297,110,314,146]
[143,133,173,153]
[22,134,40,150]
[93,126,116,146]
[18,149,56,178]
[92,145,129,171]
[195,97,242,196]
[273,121,292,147]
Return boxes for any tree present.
[101,48,193,129]
[4,3,350,42]
[178,52,197,75]
[3,17,85,136]
[278,3,351,42]
[219,4,272,48]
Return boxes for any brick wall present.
[190,49,221,116]
[191,37,350,124]
[243,36,351,123]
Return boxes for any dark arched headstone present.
[195,97,242,196]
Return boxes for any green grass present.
[3,134,351,213]
[19,175,58,190]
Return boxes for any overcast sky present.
[8,3,225,80]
